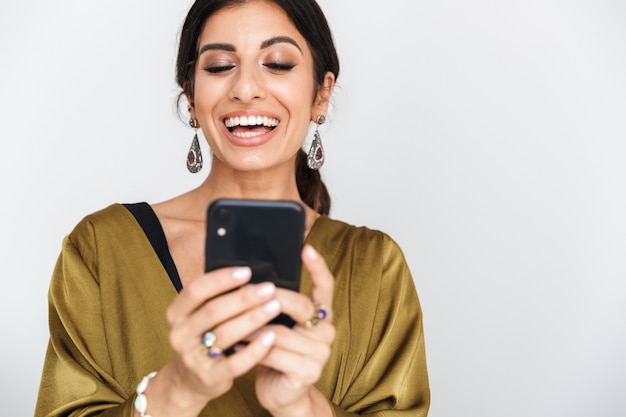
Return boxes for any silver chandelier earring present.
[307,115,326,170]
[186,118,203,173]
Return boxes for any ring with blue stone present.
[201,331,223,358]
[303,303,328,328]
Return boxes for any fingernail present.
[261,331,276,347]
[263,299,280,314]
[257,282,276,297]
[233,267,251,280]
[305,245,318,260]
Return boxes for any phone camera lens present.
[216,207,230,224]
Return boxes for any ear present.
[183,81,197,122]
[311,71,335,121]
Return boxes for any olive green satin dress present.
[35,204,430,416]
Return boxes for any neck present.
[176,157,309,220]
[205,157,300,199]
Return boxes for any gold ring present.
[303,303,328,328]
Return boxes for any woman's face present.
[190,0,334,173]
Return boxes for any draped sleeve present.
[35,204,176,417]
[35,216,135,417]
[308,217,430,416]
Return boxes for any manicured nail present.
[257,283,276,297]
[264,299,280,314]
[261,331,276,347]
[305,245,318,260]
[233,267,251,280]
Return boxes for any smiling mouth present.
[224,115,279,138]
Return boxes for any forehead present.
[198,1,309,52]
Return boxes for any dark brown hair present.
[175,0,340,215]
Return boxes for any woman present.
[35,1,430,416]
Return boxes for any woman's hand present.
[141,266,281,417]
[255,245,336,417]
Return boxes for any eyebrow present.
[198,36,302,56]
[260,36,302,53]
[198,43,236,55]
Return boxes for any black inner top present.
[124,202,183,292]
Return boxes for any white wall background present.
[1,0,625,415]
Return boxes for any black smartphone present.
[205,198,305,328]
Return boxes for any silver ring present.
[201,331,222,358]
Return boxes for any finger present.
[301,245,334,320]
[190,282,277,331]
[191,329,277,391]
[213,330,277,377]
[167,267,251,325]
[272,288,315,325]
[270,322,335,355]
[258,344,328,388]
[293,320,336,344]
[171,282,278,353]
[199,297,282,353]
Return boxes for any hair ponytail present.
[296,150,331,215]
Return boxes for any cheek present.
[193,83,228,125]
[269,80,315,117]
[195,80,226,101]
[194,69,231,95]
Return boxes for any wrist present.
[271,387,332,417]
[133,364,211,417]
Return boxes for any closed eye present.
[205,65,236,74]
[264,63,295,72]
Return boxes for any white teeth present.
[225,116,279,128]
[232,131,265,138]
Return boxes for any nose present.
[228,63,265,103]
